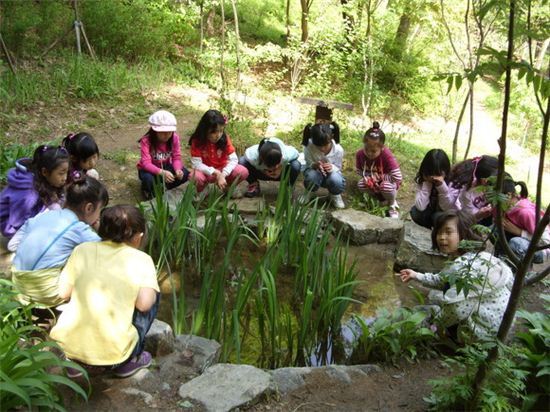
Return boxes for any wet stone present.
[330,209,403,245]
[144,319,175,357]
[175,335,221,373]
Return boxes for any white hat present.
[149,110,177,132]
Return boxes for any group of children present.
[0,107,547,377]
[137,109,404,214]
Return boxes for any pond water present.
[154,235,419,366]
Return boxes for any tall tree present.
[300,0,314,42]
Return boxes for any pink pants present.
[190,165,249,192]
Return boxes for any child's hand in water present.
[162,170,175,183]
[398,269,418,282]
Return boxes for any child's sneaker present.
[66,367,83,379]
[113,351,152,378]
[331,194,345,209]
[388,203,400,219]
[244,182,260,198]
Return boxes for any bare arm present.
[135,287,157,312]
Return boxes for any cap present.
[148,110,177,132]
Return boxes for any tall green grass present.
[145,176,361,367]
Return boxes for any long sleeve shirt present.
[355,146,402,188]
[303,139,344,172]
[415,251,513,340]
[190,135,238,176]
[414,181,462,212]
[505,198,550,245]
[137,133,183,175]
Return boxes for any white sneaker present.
[331,194,345,209]
[388,203,400,219]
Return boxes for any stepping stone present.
[178,363,273,412]
[145,319,175,357]
[331,209,403,245]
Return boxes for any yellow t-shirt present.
[50,241,159,365]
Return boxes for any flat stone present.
[178,363,273,412]
[331,209,403,245]
[175,335,221,373]
[394,221,449,272]
[270,367,312,394]
[325,365,351,383]
[121,388,155,407]
[145,319,175,357]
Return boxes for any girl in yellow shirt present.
[50,205,160,378]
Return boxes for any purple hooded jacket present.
[0,158,44,238]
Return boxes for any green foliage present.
[350,307,436,364]
[514,302,550,410]
[0,279,88,411]
[0,143,35,184]
[425,343,527,412]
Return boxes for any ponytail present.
[330,122,340,144]
[364,121,385,144]
[501,175,528,199]
[516,181,528,198]
[302,123,313,146]
[66,174,109,211]
[258,139,282,167]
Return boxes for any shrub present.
[0,280,88,411]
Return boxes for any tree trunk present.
[452,91,470,163]
[340,0,354,36]
[230,0,241,93]
[300,0,309,42]
[219,0,226,97]
[206,7,216,36]
[285,0,291,43]
[463,83,475,160]
[393,13,411,59]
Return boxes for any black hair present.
[448,155,498,189]
[363,121,385,145]
[62,132,99,167]
[431,210,479,251]
[258,139,283,168]
[302,122,340,146]
[189,109,227,150]
[98,204,145,243]
[31,145,70,206]
[501,176,529,199]
[415,149,451,184]
[65,174,109,211]
[141,128,174,156]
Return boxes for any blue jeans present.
[129,292,160,359]
[509,237,544,264]
[303,168,346,195]
[138,165,189,196]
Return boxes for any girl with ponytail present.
[498,177,549,264]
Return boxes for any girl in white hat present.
[137,110,189,199]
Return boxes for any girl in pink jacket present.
[137,110,189,199]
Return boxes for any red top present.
[190,135,236,170]
[505,198,546,235]
[355,146,402,188]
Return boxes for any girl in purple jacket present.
[0,145,69,238]
[410,149,460,229]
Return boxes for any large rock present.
[331,209,403,245]
[145,319,175,357]
[178,363,273,411]
[270,367,312,394]
[175,335,221,373]
[394,221,448,272]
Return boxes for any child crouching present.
[50,205,160,378]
